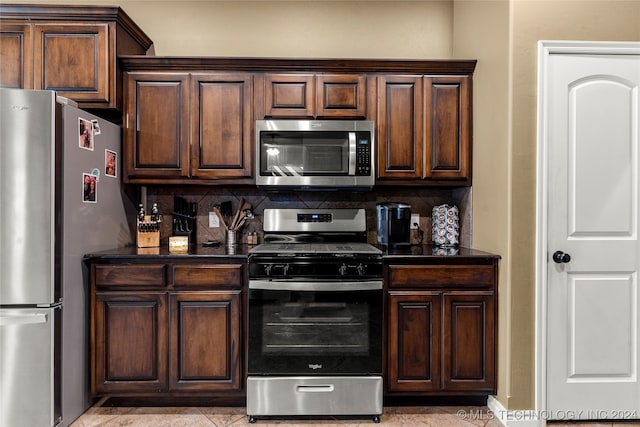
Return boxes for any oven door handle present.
[249,280,382,291]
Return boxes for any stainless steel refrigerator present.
[0,89,133,427]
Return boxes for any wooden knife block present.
[137,215,160,248]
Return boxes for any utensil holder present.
[137,215,160,248]
[172,213,196,245]
[226,230,237,247]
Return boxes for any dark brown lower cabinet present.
[93,292,168,394]
[387,292,441,393]
[90,260,245,399]
[91,254,496,401]
[169,291,242,392]
[385,259,498,396]
[442,292,494,391]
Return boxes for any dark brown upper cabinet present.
[377,74,472,186]
[122,69,253,184]
[124,72,191,181]
[0,4,152,111]
[0,23,32,89]
[119,57,475,186]
[190,73,253,180]
[258,73,367,119]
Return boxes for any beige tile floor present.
[70,404,499,427]
[70,403,640,427]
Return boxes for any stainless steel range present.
[246,208,383,423]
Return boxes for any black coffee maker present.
[376,202,411,246]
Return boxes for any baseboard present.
[97,395,245,407]
[487,396,546,427]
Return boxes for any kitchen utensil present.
[213,206,229,230]
[235,215,248,231]
[230,197,245,230]
[219,201,232,216]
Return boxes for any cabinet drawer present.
[172,264,243,288]
[94,264,166,287]
[388,265,494,289]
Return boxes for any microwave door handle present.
[348,132,356,175]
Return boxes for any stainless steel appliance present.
[255,120,375,189]
[0,89,132,427]
[376,202,412,246]
[247,208,383,423]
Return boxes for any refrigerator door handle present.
[0,312,48,326]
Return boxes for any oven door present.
[248,280,382,376]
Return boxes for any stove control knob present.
[357,263,366,276]
[339,264,348,276]
[265,264,273,276]
[282,264,290,276]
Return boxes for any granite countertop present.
[84,244,252,259]
[379,244,500,259]
[84,244,499,260]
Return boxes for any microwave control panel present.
[356,132,372,176]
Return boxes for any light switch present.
[209,211,220,228]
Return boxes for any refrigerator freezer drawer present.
[0,307,61,427]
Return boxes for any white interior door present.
[538,42,640,420]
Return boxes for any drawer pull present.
[296,385,334,393]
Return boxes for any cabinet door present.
[93,292,168,393]
[0,23,32,89]
[315,73,367,118]
[387,291,441,392]
[442,292,495,392]
[424,76,471,183]
[376,75,423,181]
[169,291,242,392]
[191,73,253,179]
[33,23,110,106]
[123,72,190,181]
[263,73,315,118]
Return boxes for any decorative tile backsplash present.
[146,186,472,247]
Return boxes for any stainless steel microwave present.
[255,120,375,189]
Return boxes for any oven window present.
[248,288,382,375]
[259,131,349,176]
[263,300,368,355]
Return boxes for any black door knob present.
[552,251,571,264]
